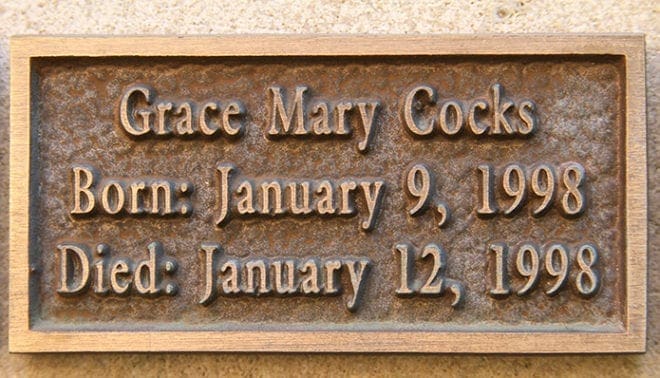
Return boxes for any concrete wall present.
[0,1,657,376]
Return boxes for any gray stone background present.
[0,0,656,376]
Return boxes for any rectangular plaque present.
[9,35,647,353]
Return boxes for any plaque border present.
[9,35,647,353]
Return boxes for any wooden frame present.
[9,35,647,353]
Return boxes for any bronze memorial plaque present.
[9,36,647,353]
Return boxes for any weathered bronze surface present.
[9,36,647,352]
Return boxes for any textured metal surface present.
[29,54,625,332]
